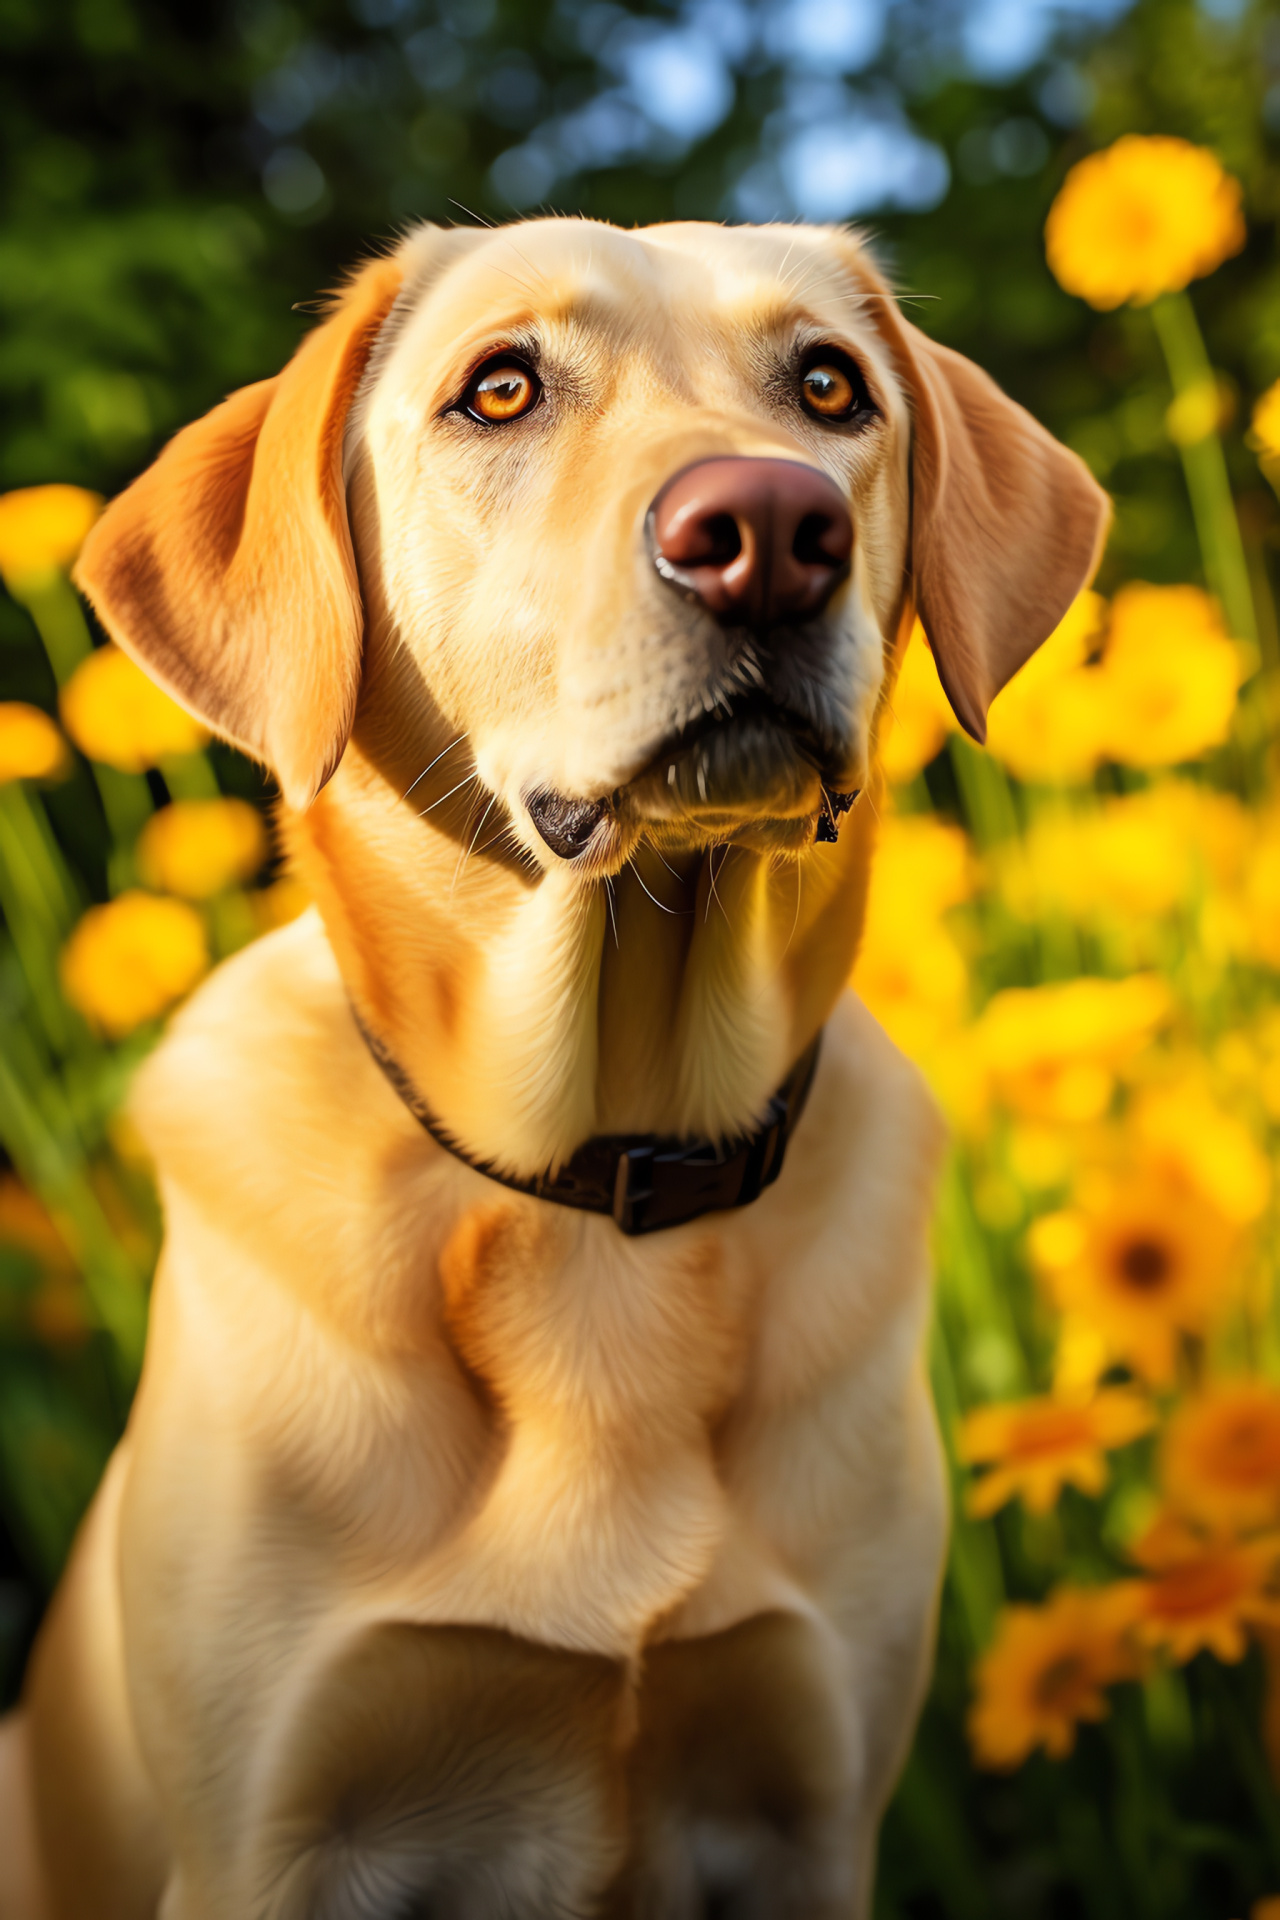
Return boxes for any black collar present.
[354,1013,822,1236]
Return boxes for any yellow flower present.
[1165,374,1234,448]
[0,702,69,784]
[61,891,208,1038]
[959,1387,1154,1518]
[1249,1011,1280,1122]
[1029,1163,1240,1386]
[996,782,1249,933]
[137,799,267,901]
[1129,1512,1280,1664]
[1250,379,1280,479]
[1227,810,1280,968]
[1131,1077,1270,1226]
[0,484,102,589]
[851,812,973,1057]
[970,973,1171,1125]
[1045,135,1245,310]
[969,1584,1143,1768]
[984,591,1108,784]
[1255,1898,1280,1920]
[60,645,207,772]
[879,621,956,783]
[1162,1382,1280,1533]
[1096,584,1244,768]
[250,875,311,933]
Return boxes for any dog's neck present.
[286,633,892,1181]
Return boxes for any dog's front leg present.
[22,1445,169,1920]
[617,1307,948,1918]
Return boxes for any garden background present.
[4,0,1280,1914]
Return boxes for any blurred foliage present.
[7,1,1280,1916]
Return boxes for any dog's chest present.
[136,919,935,1664]
[378,1196,765,1644]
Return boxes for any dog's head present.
[75,219,1107,1165]
[76,219,1104,856]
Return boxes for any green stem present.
[160,752,221,801]
[1205,1659,1280,1881]
[1151,291,1257,643]
[11,573,156,876]
[0,785,82,1053]
[0,783,80,934]
[6,572,94,684]
[948,735,1021,847]
[935,1153,1030,1386]
[930,1311,1006,1659]
[94,767,155,892]
[0,1007,147,1376]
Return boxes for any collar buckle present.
[354,1013,822,1237]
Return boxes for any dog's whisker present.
[705,844,728,925]
[502,234,547,292]
[782,858,804,961]
[403,736,465,802]
[447,197,495,230]
[482,259,540,300]
[476,818,516,860]
[604,876,619,948]
[417,772,479,818]
[629,861,689,917]
[495,822,541,871]
[452,793,498,895]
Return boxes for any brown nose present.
[649,457,853,628]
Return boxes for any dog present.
[0,217,1106,1919]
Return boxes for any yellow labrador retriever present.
[0,218,1105,1920]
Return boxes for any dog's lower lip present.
[650,693,822,769]
[635,697,847,799]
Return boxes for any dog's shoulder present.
[129,907,428,1207]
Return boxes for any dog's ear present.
[860,259,1109,743]
[73,254,404,809]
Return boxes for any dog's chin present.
[523,708,857,876]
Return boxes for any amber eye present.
[465,359,540,423]
[800,355,866,422]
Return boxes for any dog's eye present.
[464,358,541,424]
[799,353,870,423]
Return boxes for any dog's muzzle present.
[523,457,857,863]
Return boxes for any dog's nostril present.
[649,457,852,627]
[793,511,840,566]
[699,512,742,566]
[526,789,608,860]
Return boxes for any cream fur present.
[5,217,1108,1919]
[14,914,946,1918]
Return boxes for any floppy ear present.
[862,262,1110,742]
[73,254,404,809]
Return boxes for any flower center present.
[1015,1407,1094,1457]
[1149,1557,1245,1619]
[1034,1652,1088,1712]
[1118,1237,1171,1290]
[1214,1413,1280,1483]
